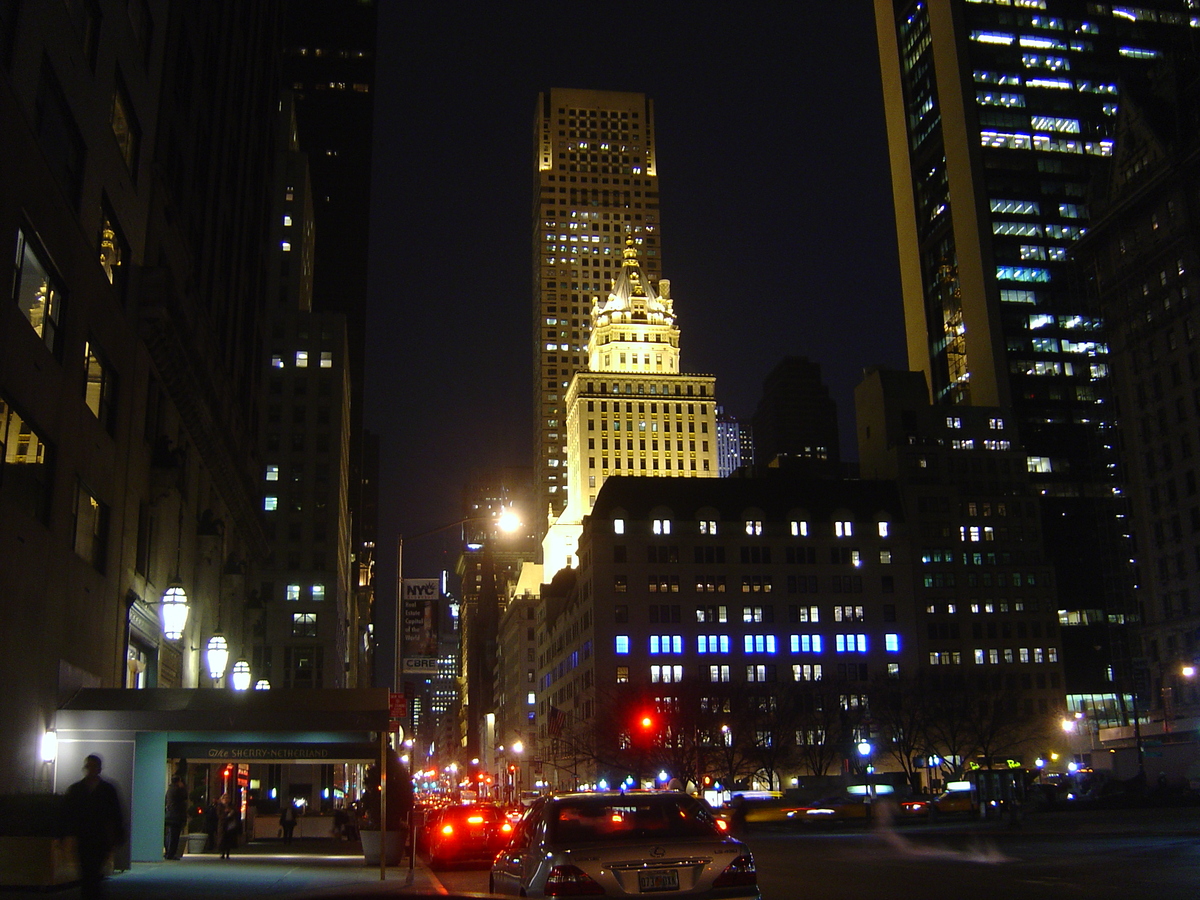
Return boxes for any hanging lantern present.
[160,582,189,640]
[230,659,252,691]
[206,634,229,681]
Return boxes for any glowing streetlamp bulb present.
[206,634,229,681]
[230,659,252,690]
[160,583,189,640]
[497,510,521,533]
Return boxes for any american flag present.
[548,706,567,738]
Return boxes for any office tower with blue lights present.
[873,1,1194,697]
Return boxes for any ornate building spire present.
[588,238,680,375]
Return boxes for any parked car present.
[490,790,760,898]
[422,804,511,869]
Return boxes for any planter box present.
[0,836,79,887]
[183,832,210,855]
[359,830,404,866]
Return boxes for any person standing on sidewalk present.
[163,776,188,859]
[217,794,241,859]
[59,754,125,900]
[280,800,298,844]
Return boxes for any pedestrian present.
[163,776,188,859]
[279,799,298,844]
[59,754,125,900]
[217,794,241,859]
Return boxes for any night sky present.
[364,2,907,579]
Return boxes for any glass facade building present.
[873,0,1196,691]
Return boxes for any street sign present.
[389,692,408,720]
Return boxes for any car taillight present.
[712,853,757,888]
[500,821,513,834]
[714,818,729,832]
[440,824,454,836]
[544,864,605,896]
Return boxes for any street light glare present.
[497,509,521,533]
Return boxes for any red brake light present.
[713,853,757,888]
[714,818,729,832]
[440,824,454,836]
[467,815,485,824]
[544,864,605,896]
[500,821,513,833]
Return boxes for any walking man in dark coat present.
[60,754,125,900]
[163,776,188,859]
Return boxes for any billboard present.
[402,578,440,674]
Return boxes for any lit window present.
[699,519,717,535]
[835,521,853,537]
[652,518,671,535]
[312,584,325,602]
[527,692,536,704]
[320,351,333,368]
[885,634,900,652]
[613,518,625,534]
[791,520,808,537]
[281,241,292,252]
[272,355,284,368]
[877,522,889,538]
[615,636,629,654]
[295,350,308,367]
[745,520,762,536]
[283,215,292,227]
[14,229,63,354]
[292,613,317,637]
[264,496,278,511]
[286,584,301,602]
[266,465,279,482]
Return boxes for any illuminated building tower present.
[543,239,717,573]
[715,407,754,478]
[873,1,1191,692]
[533,89,662,539]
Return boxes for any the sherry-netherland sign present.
[402,578,440,674]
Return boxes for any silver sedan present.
[490,791,760,898]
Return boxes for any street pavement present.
[0,837,477,899]
[8,803,1200,899]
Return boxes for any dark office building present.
[873,1,1194,694]
[750,356,841,476]
[0,2,279,792]
[1071,56,1200,728]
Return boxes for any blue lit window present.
[743,635,777,654]
[615,635,629,654]
[885,634,900,653]
[790,634,823,653]
[835,634,868,653]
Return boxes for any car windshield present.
[549,795,720,844]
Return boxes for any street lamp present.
[160,582,189,640]
[206,633,229,683]
[230,659,252,691]
[395,508,522,692]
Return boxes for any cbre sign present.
[402,578,440,673]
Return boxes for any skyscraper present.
[542,239,718,574]
[533,89,662,540]
[873,1,1192,692]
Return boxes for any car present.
[490,790,760,898]
[786,794,870,824]
[899,782,976,818]
[422,804,513,869]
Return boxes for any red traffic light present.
[640,715,654,730]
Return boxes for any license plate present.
[638,868,679,892]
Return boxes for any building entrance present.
[52,688,391,864]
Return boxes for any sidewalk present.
[0,838,459,900]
